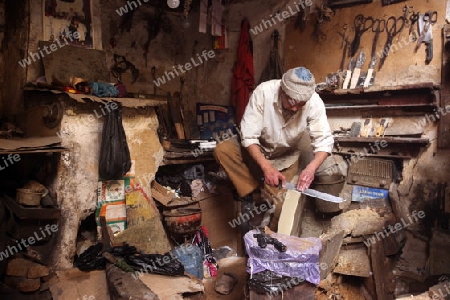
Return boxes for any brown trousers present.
[213,137,298,231]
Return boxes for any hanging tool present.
[350,14,374,58]
[409,12,419,42]
[378,15,406,71]
[403,4,414,28]
[446,0,450,24]
[370,19,385,60]
[415,11,437,65]
[350,50,366,89]
[294,4,308,32]
[338,24,349,71]
[364,56,377,88]
[151,67,157,94]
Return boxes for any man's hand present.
[262,164,286,187]
[297,165,315,191]
[296,151,329,191]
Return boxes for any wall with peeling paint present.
[23,94,165,270]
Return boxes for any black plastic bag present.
[125,253,185,276]
[99,105,131,180]
[248,270,304,295]
[74,243,106,272]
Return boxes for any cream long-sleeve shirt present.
[240,79,334,170]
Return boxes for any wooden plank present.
[369,240,393,300]
[277,191,305,237]
[334,248,371,278]
[319,230,344,279]
[429,229,450,276]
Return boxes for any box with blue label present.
[352,185,391,213]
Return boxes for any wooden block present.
[18,278,40,292]
[105,264,158,300]
[334,247,371,278]
[277,190,305,236]
[429,229,450,276]
[369,240,393,300]
[319,230,344,279]
[27,263,50,279]
[6,257,32,277]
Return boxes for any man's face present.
[280,88,305,112]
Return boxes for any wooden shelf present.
[2,194,61,220]
[333,151,412,160]
[0,136,67,155]
[319,82,439,111]
[325,104,437,110]
[0,147,68,155]
[320,82,438,96]
[334,136,430,145]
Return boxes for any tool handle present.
[363,69,373,88]
[342,70,352,89]
[350,68,361,89]
[425,39,433,64]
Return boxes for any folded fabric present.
[89,82,119,97]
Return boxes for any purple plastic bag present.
[244,230,322,285]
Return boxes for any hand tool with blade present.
[378,15,406,71]
[415,11,437,64]
[370,19,385,59]
[364,56,377,88]
[447,0,450,24]
[350,50,366,89]
[350,14,374,58]
[375,118,387,137]
[338,24,349,71]
[342,58,355,89]
[284,182,345,203]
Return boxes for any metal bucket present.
[312,175,345,213]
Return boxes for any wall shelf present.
[333,151,412,160]
[334,136,430,145]
[319,82,439,111]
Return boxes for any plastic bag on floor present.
[248,269,304,295]
[244,230,322,285]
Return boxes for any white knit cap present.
[280,67,315,103]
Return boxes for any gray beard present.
[282,107,296,121]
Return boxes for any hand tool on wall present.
[338,24,350,71]
[364,56,377,88]
[350,50,366,89]
[409,12,419,42]
[447,0,450,24]
[415,11,437,65]
[342,58,355,89]
[375,118,387,137]
[378,15,406,71]
[370,19,385,60]
[360,118,372,137]
[350,14,374,58]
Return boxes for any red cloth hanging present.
[230,19,255,125]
